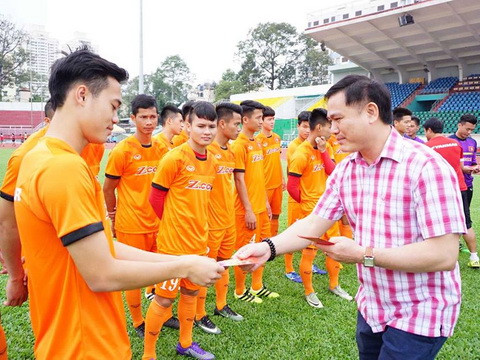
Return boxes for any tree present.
[159,55,192,106]
[214,69,248,102]
[0,15,29,101]
[237,22,299,90]
[294,36,333,87]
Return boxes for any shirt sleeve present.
[152,152,178,190]
[414,158,467,239]
[231,142,247,173]
[0,152,22,201]
[288,151,307,177]
[105,145,125,179]
[313,165,345,221]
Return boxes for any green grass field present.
[0,147,478,359]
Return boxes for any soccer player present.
[236,75,465,360]
[153,104,184,154]
[288,108,352,308]
[405,115,425,143]
[103,94,164,337]
[449,113,479,267]
[231,100,277,304]
[392,107,412,137]
[424,117,478,268]
[143,101,218,360]
[256,106,284,238]
[13,49,224,360]
[172,100,194,147]
[195,102,244,335]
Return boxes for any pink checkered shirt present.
[314,128,466,337]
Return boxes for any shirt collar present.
[352,127,403,166]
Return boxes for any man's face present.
[262,116,275,132]
[298,121,310,140]
[244,109,264,132]
[318,121,332,141]
[394,115,411,135]
[81,77,122,144]
[406,121,419,137]
[327,91,370,154]
[222,113,241,141]
[169,112,184,135]
[457,122,476,140]
[132,107,158,136]
[188,115,217,148]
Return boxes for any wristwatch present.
[363,247,375,267]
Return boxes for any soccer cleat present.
[214,305,244,321]
[250,286,279,299]
[176,342,215,359]
[312,264,327,275]
[234,289,263,303]
[329,286,353,301]
[459,243,470,254]
[285,271,303,283]
[468,259,480,268]
[163,316,180,330]
[195,315,221,335]
[305,293,323,308]
[145,288,155,301]
[134,322,145,338]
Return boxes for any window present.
[331,16,336,22]
[355,10,362,16]
[313,20,319,26]
[343,13,349,19]
[390,2,398,8]
[323,18,329,24]
[308,22,311,27]
[377,5,385,11]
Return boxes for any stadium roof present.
[304,0,480,80]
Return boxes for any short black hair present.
[459,113,477,125]
[160,104,182,126]
[325,75,392,125]
[309,108,329,131]
[49,48,128,111]
[393,107,413,122]
[263,106,275,118]
[216,102,243,122]
[240,100,265,119]
[423,117,443,134]
[189,101,217,123]
[131,94,158,116]
[182,100,195,121]
[411,116,420,127]
[44,99,54,119]
[297,111,311,125]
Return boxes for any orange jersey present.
[286,137,304,204]
[172,129,189,147]
[327,135,349,163]
[105,136,164,234]
[0,126,48,200]
[256,132,283,189]
[231,132,267,215]
[207,141,235,230]
[289,141,334,213]
[152,143,217,255]
[80,143,105,176]
[14,137,130,359]
[153,131,175,156]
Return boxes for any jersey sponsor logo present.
[313,163,325,172]
[266,147,280,155]
[185,180,213,191]
[133,154,142,160]
[135,165,157,175]
[14,188,22,202]
[186,165,195,172]
[252,154,263,162]
[217,166,234,174]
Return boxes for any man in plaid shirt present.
[235,75,466,360]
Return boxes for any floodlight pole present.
[139,0,144,94]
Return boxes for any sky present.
[2,0,347,84]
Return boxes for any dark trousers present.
[356,311,447,360]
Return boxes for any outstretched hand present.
[233,242,271,271]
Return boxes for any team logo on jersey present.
[248,145,253,150]
[263,142,268,147]
[313,163,325,172]
[217,166,234,174]
[252,154,263,162]
[275,138,279,142]
[215,154,222,159]
[185,180,213,191]
[469,146,474,152]
[135,166,157,175]
[311,155,316,160]
[186,165,195,172]
[133,154,142,160]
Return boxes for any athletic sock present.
[284,253,295,273]
[270,218,279,236]
[125,289,144,328]
[215,269,230,310]
[145,285,155,295]
[178,293,197,348]
[0,324,7,360]
[195,287,207,321]
[470,252,479,261]
[251,266,265,291]
[326,256,341,289]
[234,266,247,296]
[143,300,172,359]
[300,247,317,295]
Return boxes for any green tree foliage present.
[214,69,248,102]
[0,15,30,101]
[295,36,333,86]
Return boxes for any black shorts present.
[461,189,472,229]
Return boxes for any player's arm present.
[233,171,256,230]
[0,197,28,306]
[287,173,301,202]
[103,177,120,214]
[67,230,224,291]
